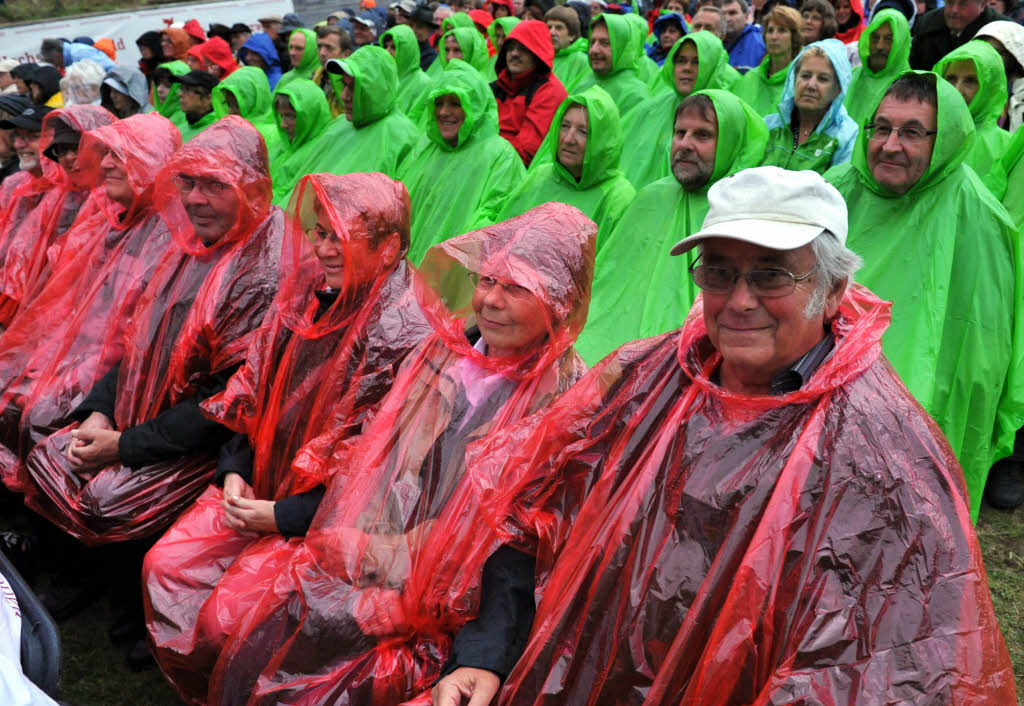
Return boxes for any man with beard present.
[576,90,767,364]
[844,9,912,123]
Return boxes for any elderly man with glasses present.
[433,165,1015,705]
[826,70,1024,516]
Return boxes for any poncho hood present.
[103,65,153,112]
[775,38,854,132]
[439,26,491,72]
[240,33,283,89]
[543,85,626,190]
[381,24,423,78]
[40,104,117,188]
[658,31,735,96]
[851,69,975,196]
[213,66,274,121]
[424,59,498,150]
[975,20,1024,69]
[857,9,911,76]
[487,16,522,50]
[273,78,332,150]
[202,37,239,77]
[702,89,772,186]
[496,19,555,73]
[934,39,1009,127]
[152,60,190,118]
[278,28,319,86]
[593,14,638,75]
[335,45,399,126]
[162,28,191,60]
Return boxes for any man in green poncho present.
[546,5,590,92]
[934,40,1010,177]
[825,71,1024,522]
[439,27,491,73]
[381,25,431,115]
[575,15,651,115]
[489,85,635,255]
[313,26,354,118]
[269,78,332,205]
[621,32,738,191]
[277,28,320,88]
[302,46,420,184]
[398,60,525,264]
[575,89,768,365]
[152,61,190,133]
[173,70,219,142]
[843,9,911,124]
[212,66,281,156]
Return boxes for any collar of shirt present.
[709,330,835,396]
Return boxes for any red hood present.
[497,19,555,72]
[184,19,207,42]
[203,37,239,76]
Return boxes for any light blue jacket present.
[63,42,117,72]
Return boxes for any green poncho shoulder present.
[303,46,421,184]
[574,15,651,114]
[153,60,190,133]
[843,9,911,124]
[732,54,791,117]
[212,66,281,155]
[269,78,332,205]
[438,26,491,74]
[825,71,1024,522]
[621,32,736,190]
[554,37,592,93]
[983,125,1024,228]
[277,28,319,88]
[381,25,432,115]
[399,60,525,264]
[491,85,635,253]
[934,40,1011,177]
[576,89,769,365]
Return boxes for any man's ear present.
[824,276,847,319]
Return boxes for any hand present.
[222,494,278,533]
[222,472,255,502]
[66,414,121,471]
[431,667,501,706]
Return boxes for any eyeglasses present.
[172,174,231,197]
[469,273,533,300]
[864,124,937,144]
[689,262,818,297]
[304,224,343,245]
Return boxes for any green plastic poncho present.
[489,85,635,254]
[277,28,320,88]
[621,32,738,190]
[398,60,525,264]
[824,71,1024,522]
[983,125,1024,228]
[212,66,281,156]
[381,25,432,116]
[649,33,739,94]
[427,12,477,79]
[553,36,591,92]
[302,46,421,184]
[576,89,768,365]
[732,54,793,117]
[269,78,332,205]
[763,39,859,173]
[624,13,660,84]
[934,40,1011,178]
[575,15,651,115]
[843,9,911,124]
[153,60,190,133]
[178,110,218,143]
[438,27,491,74]
[486,17,522,82]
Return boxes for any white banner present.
[0,0,295,69]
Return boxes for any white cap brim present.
[669,219,825,256]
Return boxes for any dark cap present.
[171,70,219,92]
[230,22,252,35]
[0,94,32,119]
[43,117,81,161]
[0,105,55,131]
[410,4,439,26]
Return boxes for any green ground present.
[48,503,1024,705]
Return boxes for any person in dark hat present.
[0,96,37,185]
[208,23,232,43]
[136,30,167,77]
[24,66,63,108]
[410,3,441,69]
[173,70,219,141]
[230,23,253,54]
[10,65,34,97]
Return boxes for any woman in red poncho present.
[0,113,181,479]
[142,172,433,704]
[206,202,596,706]
[13,116,283,546]
[0,105,116,327]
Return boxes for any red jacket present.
[491,20,567,166]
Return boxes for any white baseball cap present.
[669,167,848,256]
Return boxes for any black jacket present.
[909,5,1011,70]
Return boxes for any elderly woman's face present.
[700,238,841,394]
[472,274,551,358]
[793,53,839,115]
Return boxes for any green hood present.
[442,11,475,33]
[934,40,1008,128]
[594,14,638,75]
[424,59,498,150]
[335,45,399,127]
[559,36,589,56]
[439,27,491,73]
[269,78,332,203]
[487,16,521,48]
[278,28,319,86]
[851,70,976,197]
[624,13,650,64]
[857,9,911,76]
[658,31,735,97]
[153,60,189,119]
[733,54,791,116]
[381,24,422,78]
[213,66,274,120]
[702,88,771,187]
[543,85,626,191]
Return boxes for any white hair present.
[805,230,862,318]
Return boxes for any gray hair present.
[805,230,861,318]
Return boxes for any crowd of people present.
[0,0,1022,702]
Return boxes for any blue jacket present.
[63,42,117,72]
[647,13,689,66]
[725,23,765,73]
[238,33,283,90]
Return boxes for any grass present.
[976,504,1024,704]
[0,0,186,24]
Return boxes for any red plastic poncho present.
[12,116,283,544]
[466,286,1016,705]
[208,202,596,706]
[0,105,116,326]
[0,113,181,476]
[143,172,434,704]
